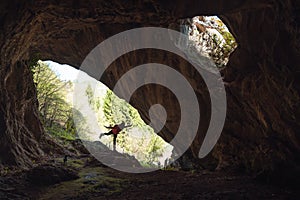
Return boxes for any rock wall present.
[0,0,299,175]
[218,1,300,172]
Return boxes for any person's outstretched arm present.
[123,124,132,129]
[104,125,114,129]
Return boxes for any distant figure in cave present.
[63,155,68,165]
[99,122,131,151]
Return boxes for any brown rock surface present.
[0,0,299,178]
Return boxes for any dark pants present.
[101,131,117,150]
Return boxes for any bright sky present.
[45,60,108,96]
[40,17,231,166]
[44,60,79,81]
[44,60,108,138]
[42,61,173,165]
[43,60,155,141]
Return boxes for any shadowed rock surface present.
[26,164,79,186]
[0,158,299,200]
[0,0,299,185]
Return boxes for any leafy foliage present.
[32,60,169,166]
[32,61,76,140]
[186,16,237,68]
[86,86,168,166]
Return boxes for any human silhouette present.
[63,155,68,165]
[99,122,131,151]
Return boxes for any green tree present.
[85,84,95,106]
[103,90,115,124]
[206,25,237,68]
[146,136,165,166]
[85,85,167,166]
[185,16,237,68]
[67,108,92,140]
[32,61,76,140]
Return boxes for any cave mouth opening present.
[32,16,236,170]
[35,60,173,168]
[180,15,237,69]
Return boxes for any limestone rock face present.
[27,164,79,185]
[0,0,299,175]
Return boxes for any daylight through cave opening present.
[35,60,173,168]
[179,15,237,69]
[33,16,236,169]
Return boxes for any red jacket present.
[111,125,121,135]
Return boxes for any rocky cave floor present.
[0,140,299,200]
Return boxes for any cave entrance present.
[32,16,235,170]
[179,16,237,68]
[34,60,173,168]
